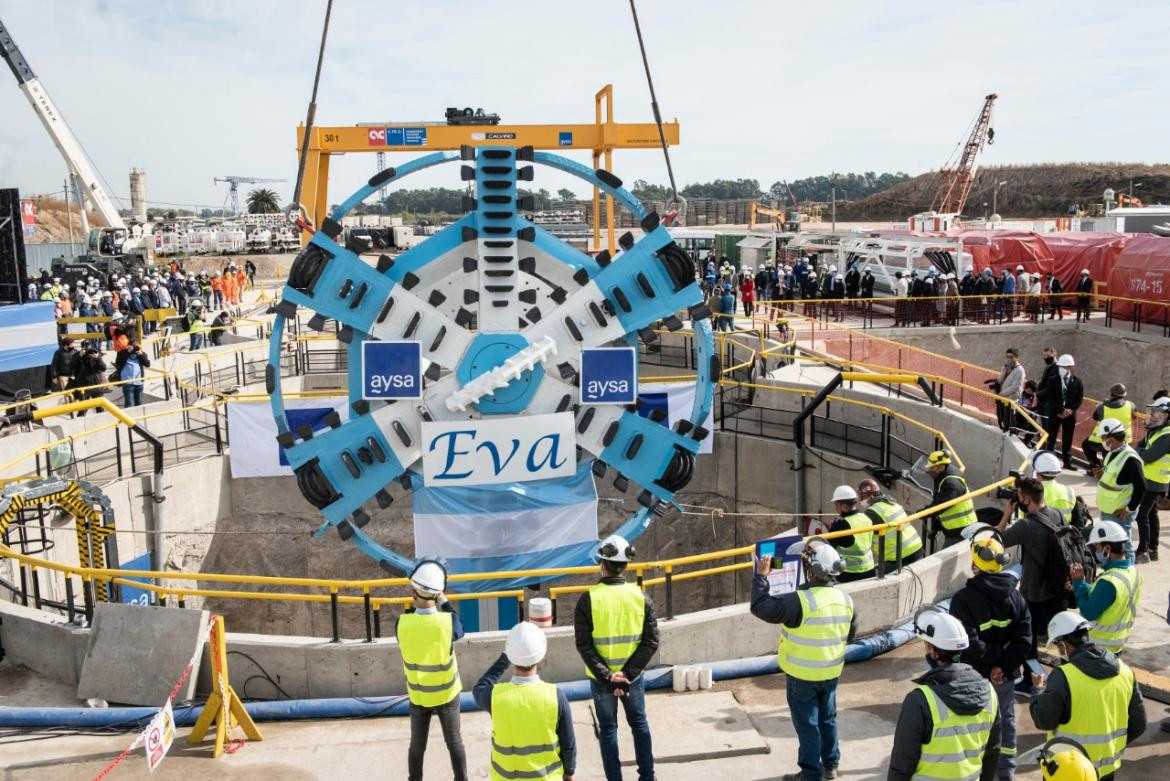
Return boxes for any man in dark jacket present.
[950,533,1032,779]
[997,477,1067,678]
[1029,611,1146,780]
[860,269,875,299]
[1074,269,1093,322]
[50,338,80,394]
[888,608,1001,781]
[1041,354,1083,468]
[574,535,658,781]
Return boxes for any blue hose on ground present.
[0,623,916,729]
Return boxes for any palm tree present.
[246,188,281,214]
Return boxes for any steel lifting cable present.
[628,0,685,223]
[290,0,335,231]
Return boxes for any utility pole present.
[992,180,1007,217]
[830,173,837,231]
[63,178,75,249]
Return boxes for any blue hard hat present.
[983,268,993,276]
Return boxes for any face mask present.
[1058,367,1069,379]
[1094,550,1109,565]
[1044,356,1055,365]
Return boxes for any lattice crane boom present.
[214,176,287,215]
[930,93,997,216]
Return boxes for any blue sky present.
[1,1,1167,213]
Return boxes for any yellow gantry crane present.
[294,85,679,253]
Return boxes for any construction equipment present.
[1,15,152,281]
[749,203,801,232]
[928,93,997,218]
[445,107,501,126]
[1115,193,1144,209]
[215,176,288,216]
[293,85,679,254]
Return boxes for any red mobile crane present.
[929,93,997,216]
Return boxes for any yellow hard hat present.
[971,537,1009,573]
[927,450,952,467]
[1039,738,1098,781]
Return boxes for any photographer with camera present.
[113,339,151,408]
[68,345,107,415]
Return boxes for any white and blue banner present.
[0,302,57,371]
[412,461,598,561]
[637,381,714,455]
[227,397,350,478]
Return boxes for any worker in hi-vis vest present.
[825,485,877,581]
[1081,383,1135,473]
[1029,612,1147,780]
[395,560,467,781]
[1134,396,1170,562]
[1093,418,1145,563]
[573,534,658,781]
[474,622,576,781]
[1033,451,1078,525]
[888,607,1001,781]
[924,450,978,547]
[858,479,923,567]
[1071,522,1144,654]
[1036,737,1099,781]
[752,537,857,781]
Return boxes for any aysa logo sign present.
[580,347,637,405]
[362,340,422,399]
[421,413,577,486]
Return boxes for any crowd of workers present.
[41,260,254,410]
[699,253,1097,329]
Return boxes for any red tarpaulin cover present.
[949,230,1055,277]
[1107,234,1170,321]
[1043,232,1128,291]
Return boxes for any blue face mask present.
[1094,550,1109,565]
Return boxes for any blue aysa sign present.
[362,340,422,400]
[580,347,637,405]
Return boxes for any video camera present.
[994,469,1021,501]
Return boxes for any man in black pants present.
[1075,269,1093,321]
[1135,396,1170,562]
[1042,354,1083,468]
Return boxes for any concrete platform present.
[587,689,770,766]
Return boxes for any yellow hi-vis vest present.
[585,582,645,680]
[778,586,853,682]
[1048,660,1135,777]
[913,680,998,781]
[867,499,923,562]
[1140,426,1170,486]
[838,511,875,574]
[396,611,461,707]
[936,474,977,531]
[1088,565,1143,653]
[1097,445,1141,515]
[1089,401,1134,444]
[1042,480,1076,523]
[490,681,563,781]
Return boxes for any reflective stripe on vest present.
[1048,661,1135,776]
[937,475,977,531]
[1097,446,1140,515]
[1043,481,1076,523]
[1089,402,1134,444]
[868,500,923,562]
[838,511,875,574]
[397,612,461,707]
[586,582,645,679]
[490,681,563,781]
[1141,426,1170,485]
[1089,566,1143,653]
[778,586,853,682]
[913,681,998,781]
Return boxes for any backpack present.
[1070,496,1094,537]
[1034,509,1096,592]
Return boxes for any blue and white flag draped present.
[0,302,56,371]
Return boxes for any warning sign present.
[144,698,176,773]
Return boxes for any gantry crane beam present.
[294,85,680,253]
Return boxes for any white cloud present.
[2,0,1168,212]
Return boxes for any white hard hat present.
[598,534,634,563]
[1016,265,1025,271]
[787,537,844,580]
[1147,397,1170,412]
[914,607,969,651]
[409,560,446,598]
[1047,610,1090,643]
[1032,451,1063,477]
[1080,268,1090,275]
[1087,520,1128,544]
[831,485,859,503]
[1098,419,1127,439]
[1055,354,1075,368]
[190,299,204,308]
[504,621,548,666]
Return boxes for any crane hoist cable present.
[628,0,686,225]
[290,0,335,231]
